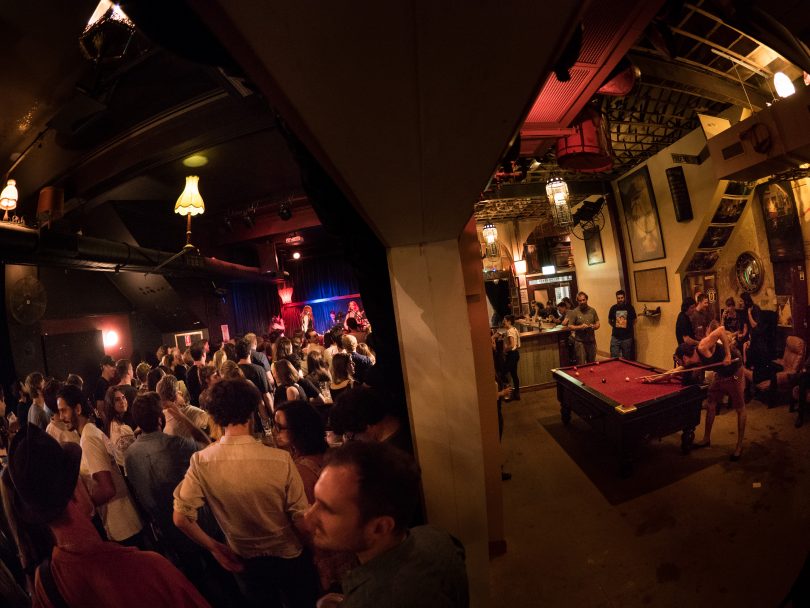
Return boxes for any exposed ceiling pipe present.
[0,223,286,284]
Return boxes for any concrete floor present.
[489,386,810,607]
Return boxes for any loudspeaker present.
[666,166,693,222]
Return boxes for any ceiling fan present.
[147,175,205,274]
[10,276,47,325]
[569,195,605,240]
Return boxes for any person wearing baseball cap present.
[94,356,117,416]
[7,423,210,607]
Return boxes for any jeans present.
[610,337,633,359]
[234,552,319,608]
[504,350,520,398]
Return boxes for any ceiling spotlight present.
[774,71,796,98]
[222,216,232,232]
[278,200,293,221]
[242,212,255,229]
[292,251,301,260]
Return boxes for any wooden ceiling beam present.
[632,52,769,109]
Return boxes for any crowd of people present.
[0,321,470,607]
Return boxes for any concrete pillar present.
[388,236,498,607]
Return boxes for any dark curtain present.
[0,265,17,397]
[283,255,361,333]
[229,282,281,337]
[279,121,405,398]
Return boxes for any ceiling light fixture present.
[0,179,18,221]
[773,71,796,98]
[482,223,498,244]
[292,251,301,260]
[546,176,573,228]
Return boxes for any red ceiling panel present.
[521,0,664,150]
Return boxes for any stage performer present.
[300,305,314,334]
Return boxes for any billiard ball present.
[601,378,606,383]
[573,366,577,371]
[625,377,630,382]
[589,368,594,373]
[575,372,580,376]
[595,361,600,365]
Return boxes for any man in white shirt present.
[56,384,143,544]
[174,378,318,607]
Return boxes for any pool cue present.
[638,358,741,383]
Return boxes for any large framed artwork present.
[618,166,666,262]
[757,181,804,262]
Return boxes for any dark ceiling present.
[1,0,808,253]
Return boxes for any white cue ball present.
[625,377,630,382]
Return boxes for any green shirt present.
[341,525,469,608]
[570,305,599,343]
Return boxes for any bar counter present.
[516,321,571,390]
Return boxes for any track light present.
[278,200,292,221]
[242,212,255,229]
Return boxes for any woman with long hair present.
[300,305,314,334]
[219,359,244,381]
[271,360,306,405]
[101,386,136,468]
[273,400,353,591]
[329,353,355,402]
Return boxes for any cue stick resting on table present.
[638,358,741,383]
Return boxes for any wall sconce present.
[482,223,498,244]
[1,180,19,221]
[513,259,527,275]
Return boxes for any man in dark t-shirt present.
[608,290,637,360]
[675,297,698,346]
[235,338,272,425]
[675,325,745,461]
[94,356,117,414]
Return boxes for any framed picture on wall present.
[618,166,666,263]
[633,266,670,302]
[698,225,734,250]
[757,181,804,262]
[777,295,793,328]
[584,228,604,265]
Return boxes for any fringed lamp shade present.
[278,285,294,305]
[513,259,527,275]
[175,176,205,216]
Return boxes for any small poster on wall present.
[221,324,230,342]
[777,295,793,328]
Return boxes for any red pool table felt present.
[557,358,687,409]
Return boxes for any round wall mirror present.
[735,251,764,293]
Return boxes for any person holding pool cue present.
[674,324,746,461]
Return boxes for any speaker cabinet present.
[666,166,693,222]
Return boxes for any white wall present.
[569,201,622,356]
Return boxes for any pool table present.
[552,358,708,477]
